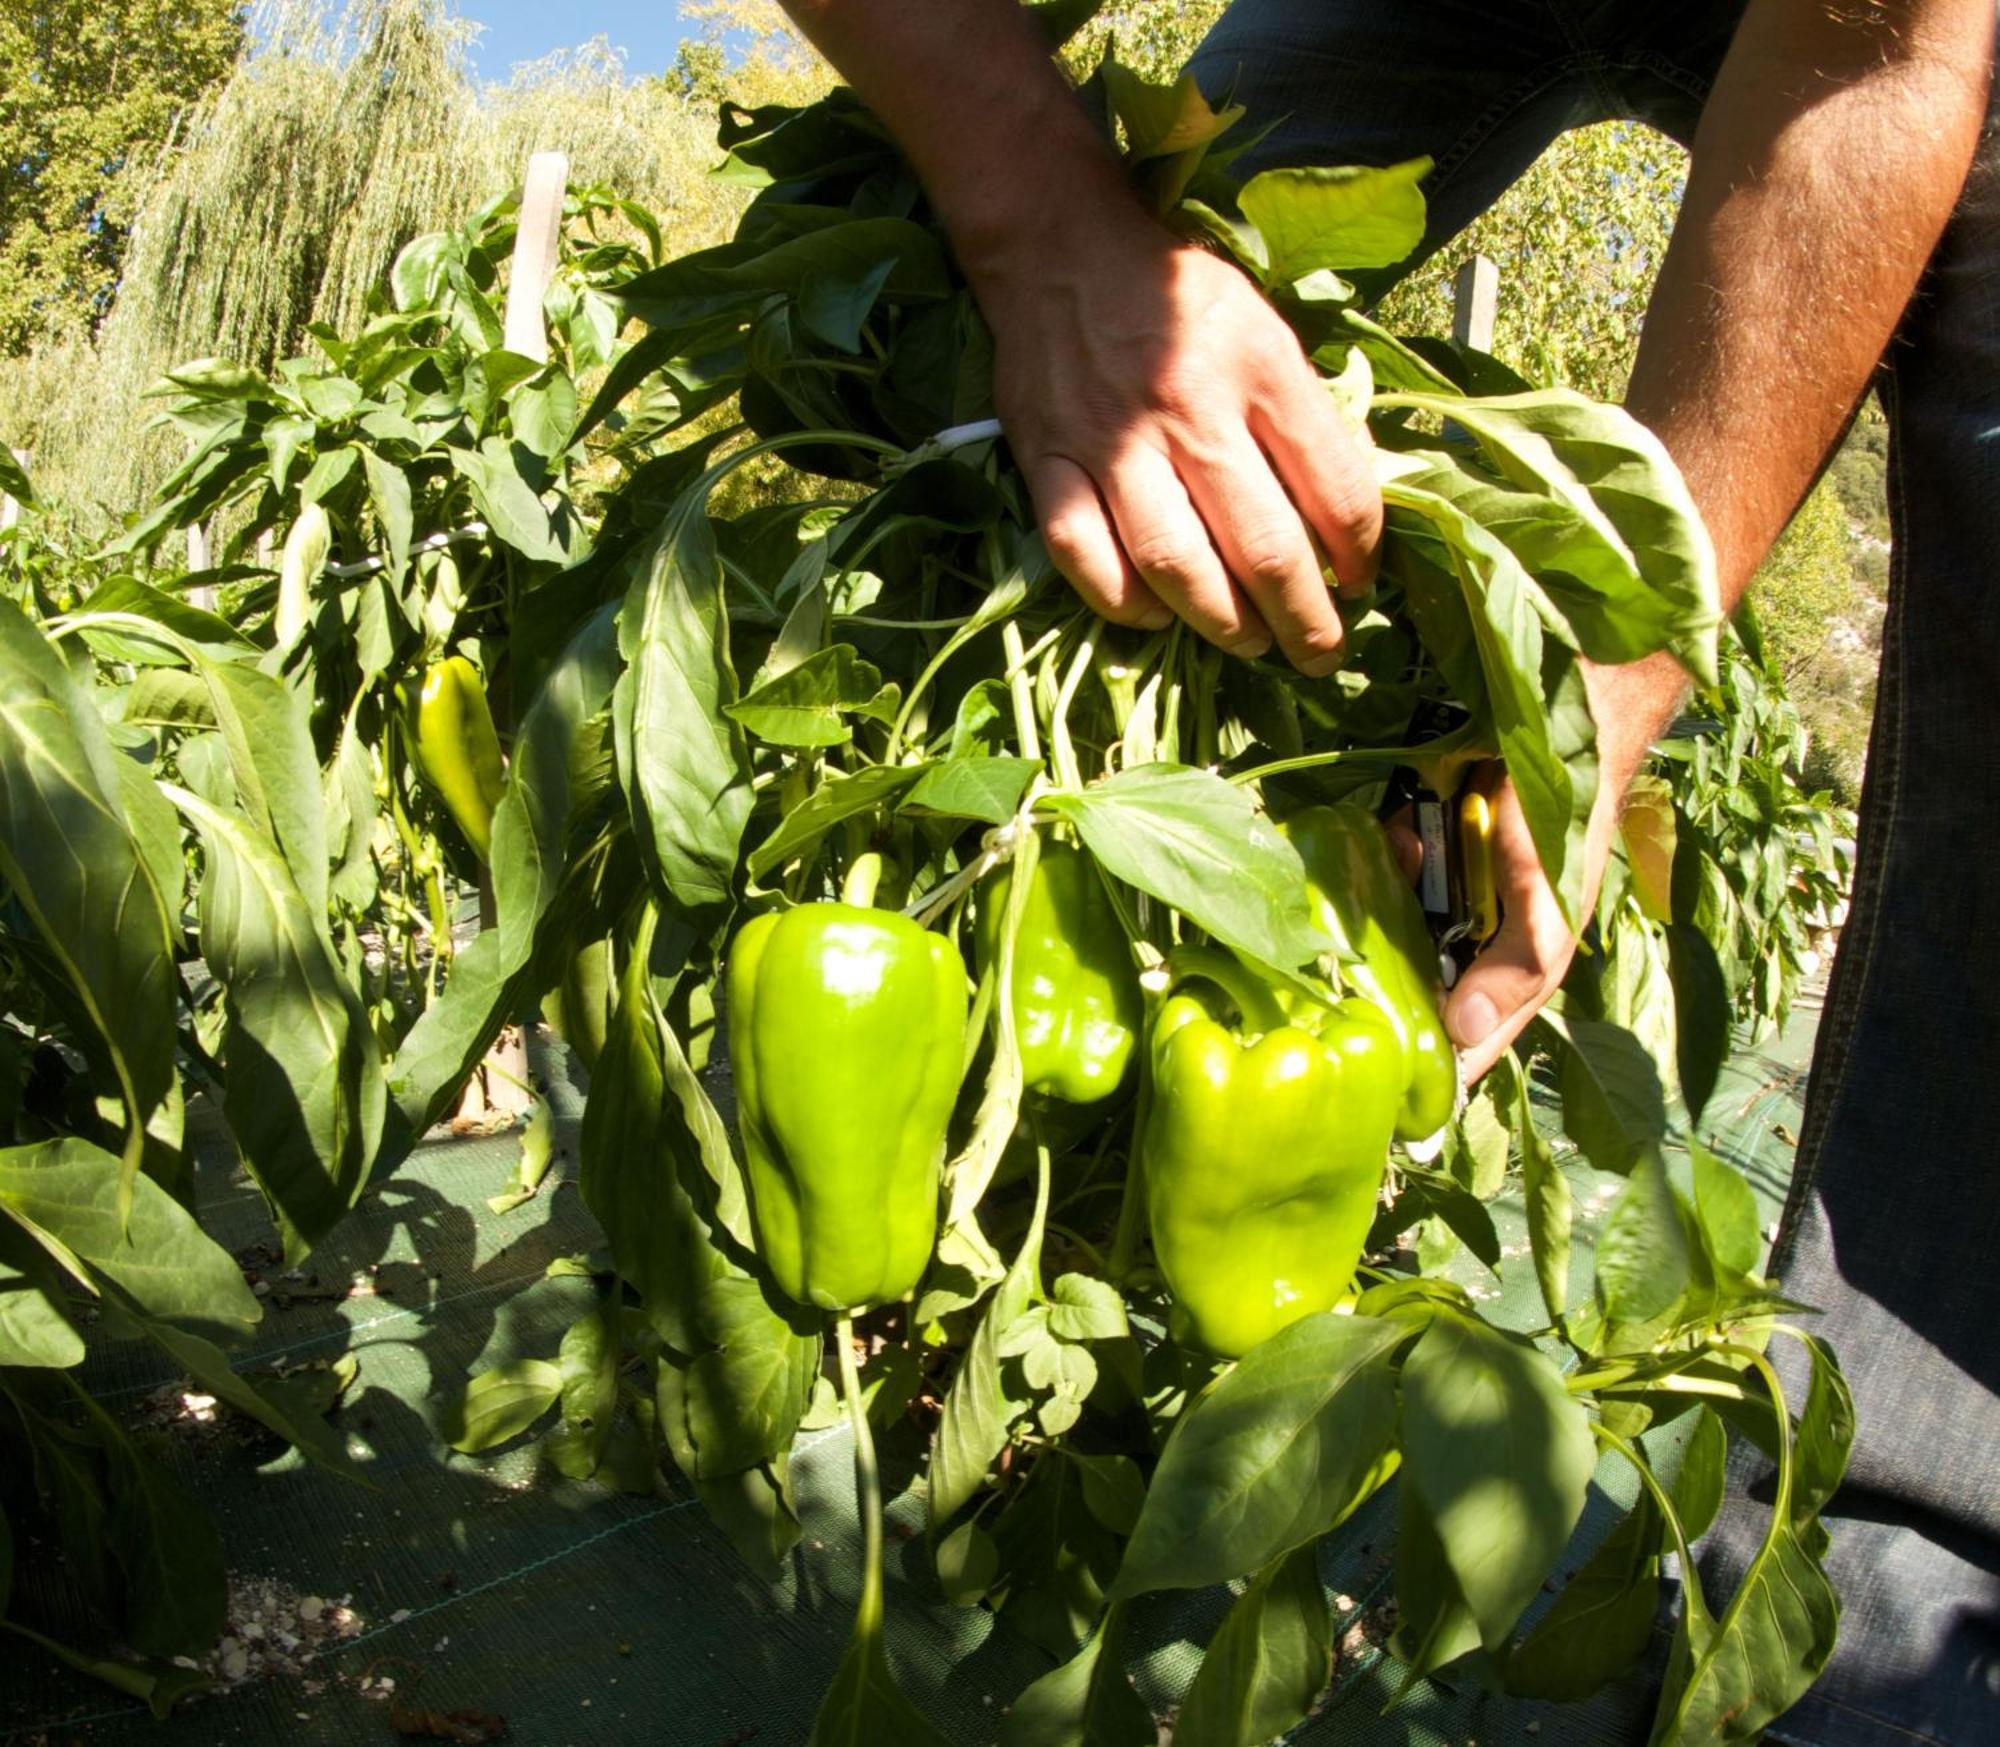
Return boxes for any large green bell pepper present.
[1142,949,1401,1358]
[975,836,1140,1105]
[726,901,967,1314]
[405,654,506,863]
[1283,804,1457,1142]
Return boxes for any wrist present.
[1582,651,1687,799]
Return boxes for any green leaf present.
[930,1162,1048,1528]
[724,643,886,747]
[616,500,752,911]
[447,1358,563,1453]
[510,367,580,459]
[996,1606,1153,1747]
[1046,1273,1128,1343]
[1674,1406,1730,1543]
[361,446,413,593]
[1047,764,1326,969]
[1070,1452,1145,1537]
[64,1384,226,1657]
[0,599,183,1199]
[1596,1152,1692,1326]
[1381,389,1722,686]
[487,1095,555,1215]
[192,653,330,913]
[1398,1310,1595,1652]
[1790,1334,1855,1527]
[1508,1485,1662,1701]
[1239,159,1432,283]
[0,1138,259,1341]
[807,1605,955,1747]
[0,1223,84,1367]
[747,762,924,884]
[1505,1052,1573,1327]
[447,438,572,564]
[554,1300,620,1468]
[1666,923,1731,1125]
[902,755,1040,825]
[3,1623,213,1719]
[687,1458,803,1584]
[1383,479,1589,925]
[1688,1138,1763,1281]
[1544,1009,1669,1175]
[0,444,36,505]
[798,255,899,353]
[1174,1542,1333,1747]
[1113,1313,1403,1596]
[935,1517,999,1606]
[168,784,386,1261]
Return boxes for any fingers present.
[1180,430,1347,676]
[1254,366,1384,595]
[1102,446,1271,658]
[1445,776,1581,1084]
[1029,456,1172,631]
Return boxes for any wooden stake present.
[502,152,569,364]
[1452,253,1499,352]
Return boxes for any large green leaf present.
[1508,1485,1663,1702]
[445,1358,562,1453]
[1173,1542,1333,1747]
[192,653,330,913]
[723,643,890,747]
[1397,1310,1595,1654]
[0,1221,85,1367]
[1239,159,1432,283]
[1046,764,1327,969]
[1380,389,1722,686]
[1596,1152,1693,1326]
[1112,1313,1403,1596]
[0,1138,259,1341]
[615,499,752,912]
[995,1607,1153,1747]
[168,784,386,1260]
[0,599,183,1197]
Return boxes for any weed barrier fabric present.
[2,1002,1819,1745]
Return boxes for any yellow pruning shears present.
[1397,775,1500,989]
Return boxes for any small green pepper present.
[727,900,967,1313]
[1143,948,1401,1358]
[1284,804,1457,1142]
[975,836,1141,1104]
[405,654,506,862]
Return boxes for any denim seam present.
[1771,365,1907,1271]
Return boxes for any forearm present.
[1600,0,1991,777]
[776,1,1147,270]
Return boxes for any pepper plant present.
[431,27,1857,1746]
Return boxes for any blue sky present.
[459,1,700,81]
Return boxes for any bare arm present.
[1449,0,1992,1073]
[778,0,1383,673]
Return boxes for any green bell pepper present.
[975,836,1140,1105]
[1284,804,1457,1142]
[406,654,506,863]
[1142,948,1401,1358]
[726,899,968,1314]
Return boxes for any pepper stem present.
[843,851,884,908]
[834,1312,886,1636]
[1163,945,1292,1035]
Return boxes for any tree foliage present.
[0,0,243,355]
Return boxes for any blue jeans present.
[1190,5,2000,1744]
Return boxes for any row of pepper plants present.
[0,11,1854,1741]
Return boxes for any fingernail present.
[1450,991,1499,1050]
[1136,606,1174,631]
[1298,650,1343,679]
[1228,637,1273,661]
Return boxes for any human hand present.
[972,218,1383,674]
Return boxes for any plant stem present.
[835,1312,886,1637]
[1002,620,1042,763]
[1049,620,1096,789]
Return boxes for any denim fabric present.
[1189,6,2000,1744]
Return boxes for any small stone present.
[299,1596,324,1622]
